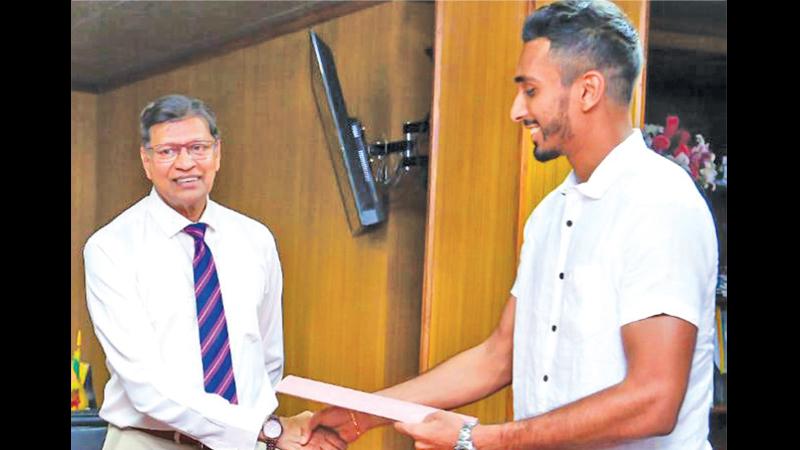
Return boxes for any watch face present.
[263,418,282,439]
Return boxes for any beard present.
[533,146,561,162]
[531,95,573,163]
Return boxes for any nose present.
[173,147,196,169]
[510,91,527,123]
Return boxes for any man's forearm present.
[472,379,675,450]
[377,338,512,411]
[331,298,516,435]
[376,298,517,412]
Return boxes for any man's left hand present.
[393,410,464,449]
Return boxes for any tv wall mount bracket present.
[351,117,429,186]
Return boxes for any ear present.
[140,146,153,181]
[576,70,605,112]
[214,139,222,172]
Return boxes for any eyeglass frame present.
[144,139,219,163]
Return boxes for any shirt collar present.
[146,187,220,238]
[558,129,645,199]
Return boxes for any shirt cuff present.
[619,295,700,329]
[202,389,277,450]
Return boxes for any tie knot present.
[184,223,208,241]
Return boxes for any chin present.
[533,148,561,163]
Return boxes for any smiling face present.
[140,116,221,221]
[510,38,576,162]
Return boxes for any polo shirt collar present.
[146,187,220,237]
[559,129,645,199]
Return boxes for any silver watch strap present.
[453,420,479,450]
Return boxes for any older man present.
[84,94,345,450]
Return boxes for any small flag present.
[71,330,91,411]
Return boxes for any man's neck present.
[567,119,633,183]
[182,200,208,223]
[153,189,208,223]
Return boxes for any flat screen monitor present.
[309,30,386,235]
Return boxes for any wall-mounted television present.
[309,29,386,235]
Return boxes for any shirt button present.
[566,220,573,227]
[552,325,557,332]
[559,272,564,280]
[543,375,549,382]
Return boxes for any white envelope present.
[276,375,478,424]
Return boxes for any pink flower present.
[678,130,691,146]
[665,115,680,138]
[690,159,700,180]
[673,143,691,158]
[689,152,703,179]
[644,116,718,187]
[652,135,671,152]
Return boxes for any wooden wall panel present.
[71,91,109,406]
[81,3,433,449]
[422,0,530,425]
[617,0,649,128]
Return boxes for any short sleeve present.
[618,201,718,328]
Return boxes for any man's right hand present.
[272,411,312,450]
[307,407,389,443]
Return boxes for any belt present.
[130,427,209,448]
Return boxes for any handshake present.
[270,376,478,450]
[276,406,473,450]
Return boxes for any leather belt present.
[130,427,208,448]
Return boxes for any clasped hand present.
[277,411,347,450]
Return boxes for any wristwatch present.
[454,420,479,450]
[262,415,283,450]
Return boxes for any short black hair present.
[139,94,220,147]
[522,0,642,105]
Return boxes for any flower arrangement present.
[643,115,726,191]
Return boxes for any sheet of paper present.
[276,375,477,424]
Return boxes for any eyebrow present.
[151,139,213,148]
[513,75,539,84]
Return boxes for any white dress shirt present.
[511,130,717,449]
[84,188,284,450]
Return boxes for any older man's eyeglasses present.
[146,140,218,163]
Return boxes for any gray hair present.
[139,94,220,147]
[522,0,642,105]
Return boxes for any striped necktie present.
[183,223,238,404]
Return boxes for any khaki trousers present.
[102,424,267,450]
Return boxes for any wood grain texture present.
[616,0,649,128]
[79,3,433,449]
[71,91,109,406]
[422,0,530,425]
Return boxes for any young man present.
[309,1,718,449]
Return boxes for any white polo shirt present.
[510,130,717,449]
